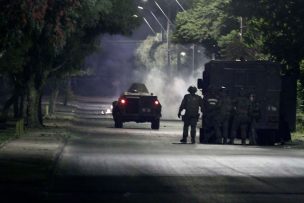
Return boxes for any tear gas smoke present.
[134,67,206,120]
[83,34,209,121]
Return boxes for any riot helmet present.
[188,86,197,94]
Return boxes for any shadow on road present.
[1,175,304,203]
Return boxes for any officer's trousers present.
[183,117,198,140]
[203,116,221,144]
[222,117,230,144]
[249,119,257,145]
[231,115,249,144]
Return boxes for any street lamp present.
[154,1,173,25]
[132,13,156,35]
[178,44,202,76]
[143,17,156,34]
[175,0,185,11]
[180,52,186,57]
[138,6,166,34]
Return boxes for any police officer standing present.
[202,87,222,144]
[248,93,261,145]
[230,88,250,145]
[178,86,203,144]
[219,87,233,144]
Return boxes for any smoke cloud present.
[137,68,205,120]
[82,35,210,121]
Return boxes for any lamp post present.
[143,17,156,34]
[138,6,166,40]
[177,44,202,76]
[175,0,185,11]
[192,44,195,75]
[153,0,174,76]
[133,14,156,35]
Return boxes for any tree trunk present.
[49,87,59,115]
[13,96,19,118]
[19,94,25,118]
[63,78,72,106]
[26,79,42,128]
[38,95,43,125]
[1,93,18,120]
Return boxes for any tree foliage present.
[173,0,304,115]
[173,0,240,58]
[228,0,304,73]
[0,0,139,127]
[173,0,304,71]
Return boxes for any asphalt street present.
[1,101,304,203]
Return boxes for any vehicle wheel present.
[151,119,160,130]
[114,120,123,128]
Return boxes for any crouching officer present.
[178,86,203,144]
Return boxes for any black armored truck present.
[112,83,162,129]
[197,60,296,145]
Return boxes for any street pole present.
[192,44,195,75]
[154,1,173,25]
[175,0,185,11]
[150,10,166,41]
[137,7,157,35]
[143,17,156,35]
[240,17,243,41]
[167,17,171,74]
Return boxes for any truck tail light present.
[154,100,160,105]
[120,99,126,104]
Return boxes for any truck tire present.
[114,120,123,128]
[151,119,160,130]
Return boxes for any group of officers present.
[178,85,261,145]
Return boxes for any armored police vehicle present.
[112,83,162,129]
[197,60,296,145]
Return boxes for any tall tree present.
[173,0,242,58]
[228,0,304,74]
[0,0,139,127]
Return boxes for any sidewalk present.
[0,127,69,201]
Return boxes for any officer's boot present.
[229,130,236,144]
[223,137,227,144]
[249,130,257,145]
[191,137,196,144]
[180,137,187,143]
[242,139,246,145]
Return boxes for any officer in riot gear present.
[202,87,222,144]
[230,88,250,145]
[248,93,261,145]
[219,86,233,144]
[178,86,203,144]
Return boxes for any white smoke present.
[137,68,204,120]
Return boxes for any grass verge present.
[0,128,18,147]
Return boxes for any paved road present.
[46,117,304,203]
[1,101,304,202]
